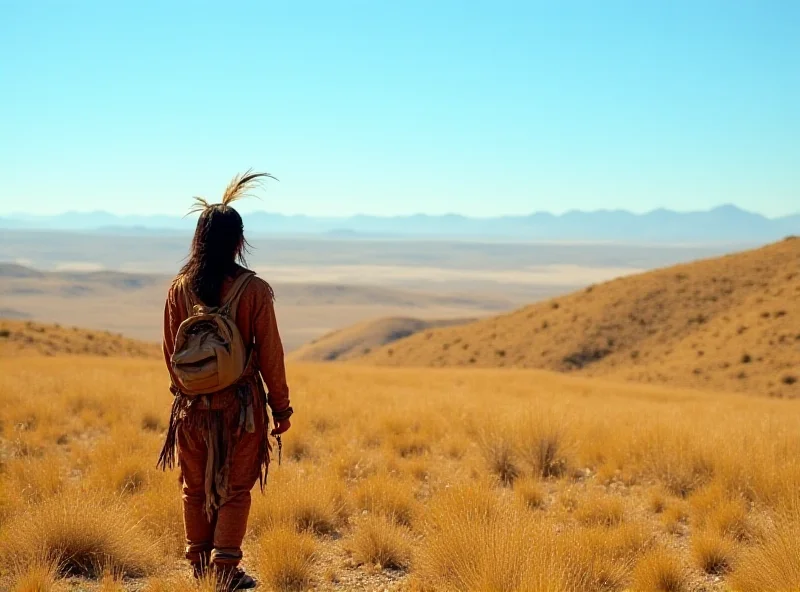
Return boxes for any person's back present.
[158,171,293,590]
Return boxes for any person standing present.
[158,171,293,590]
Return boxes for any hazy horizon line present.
[3,202,799,220]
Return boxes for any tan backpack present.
[170,271,255,396]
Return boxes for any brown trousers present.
[177,402,266,567]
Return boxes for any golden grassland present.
[362,238,799,398]
[3,355,800,591]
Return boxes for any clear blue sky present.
[1,1,798,217]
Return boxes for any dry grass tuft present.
[422,482,503,529]
[660,503,689,534]
[415,484,584,592]
[140,411,164,432]
[86,427,154,494]
[256,526,318,591]
[353,473,419,527]
[388,430,431,458]
[476,423,520,486]
[729,514,800,592]
[98,569,126,592]
[249,473,348,536]
[283,430,315,462]
[11,558,59,592]
[691,531,737,575]
[514,476,546,510]
[585,521,654,558]
[648,488,668,514]
[558,522,651,591]
[0,489,160,579]
[688,481,728,515]
[129,471,184,558]
[3,456,66,505]
[574,493,625,527]
[348,516,413,570]
[476,413,572,486]
[516,412,571,478]
[630,548,690,592]
[643,428,714,497]
[690,484,756,541]
[403,456,433,482]
[705,500,754,541]
[332,451,379,481]
[443,435,468,460]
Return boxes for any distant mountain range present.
[2,205,798,242]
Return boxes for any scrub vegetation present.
[3,354,800,591]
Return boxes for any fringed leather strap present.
[157,395,183,471]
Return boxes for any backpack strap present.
[179,275,197,316]
[221,271,255,319]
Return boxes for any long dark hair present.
[179,205,249,306]
[178,171,274,307]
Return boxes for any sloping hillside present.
[0,319,160,358]
[361,238,800,397]
[287,316,474,362]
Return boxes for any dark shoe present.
[229,568,257,590]
[215,566,257,591]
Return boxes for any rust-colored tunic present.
[162,269,292,419]
[161,267,292,567]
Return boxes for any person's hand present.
[271,418,291,436]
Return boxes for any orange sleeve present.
[162,281,182,394]
[251,278,293,420]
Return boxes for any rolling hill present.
[360,238,800,397]
[0,319,160,358]
[287,316,474,362]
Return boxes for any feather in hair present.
[184,169,277,217]
[221,169,277,207]
[186,196,211,216]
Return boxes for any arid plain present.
[0,231,741,349]
[1,235,798,592]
